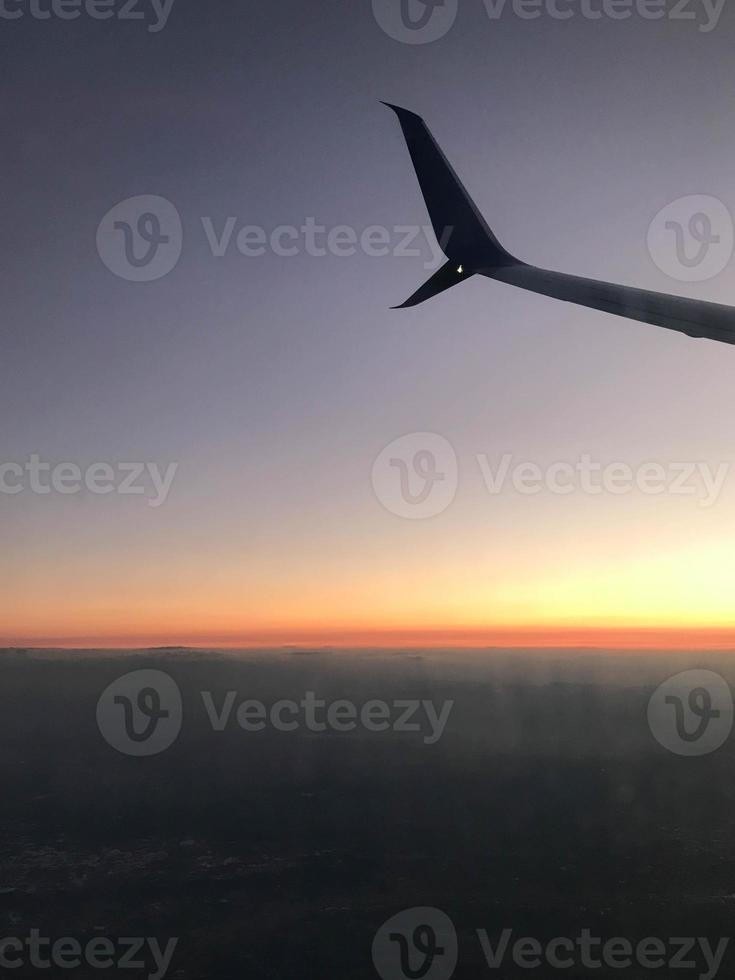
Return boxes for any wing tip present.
[381,102,424,124]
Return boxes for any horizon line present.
[5,625,735,651]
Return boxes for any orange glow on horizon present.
[6,624,735,651]
[6,479,735,653]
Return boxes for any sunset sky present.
[4,1,735,648]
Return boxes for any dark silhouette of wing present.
[382,102,514,268]
[384,103,735,346]
[391,261,472,309]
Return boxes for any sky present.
[3,0,735,647]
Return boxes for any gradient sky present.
[4,0,735,646]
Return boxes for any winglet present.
[383,102,517,308]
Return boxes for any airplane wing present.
[384,102,735,346]
[490,264,735,346]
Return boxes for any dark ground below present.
[1,647,734,979]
